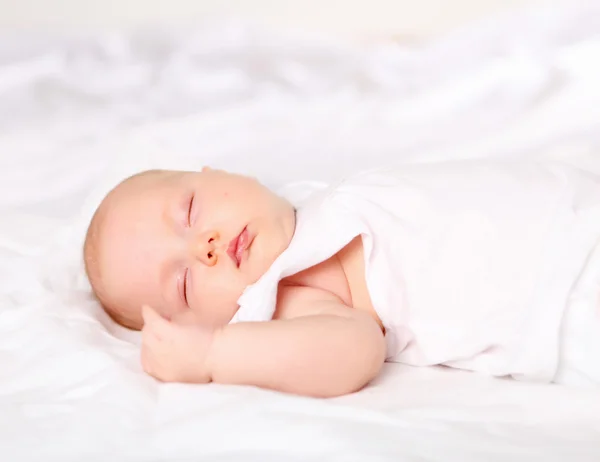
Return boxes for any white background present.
[1,2,600,461]
[0,0,564,38]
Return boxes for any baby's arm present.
[141,286,386,397]
[208,291,386,397]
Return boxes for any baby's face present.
[97,168,295,329]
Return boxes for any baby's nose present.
[190,230,220,266]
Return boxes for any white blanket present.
[1,2,600,461]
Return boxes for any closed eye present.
[187,194,195,227]
[182,268,190,306]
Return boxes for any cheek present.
[246,234,278,281]
[191,272,244,323]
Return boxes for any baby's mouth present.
[227,227,249,267]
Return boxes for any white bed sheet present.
[1,2,600,461]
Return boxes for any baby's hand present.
[140,305,214,384]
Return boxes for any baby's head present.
[84,167,296,330]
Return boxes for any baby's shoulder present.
[273,282,350,321]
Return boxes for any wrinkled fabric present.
[234,159,600,384]
[1,2,600,461]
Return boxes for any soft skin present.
[84,168,386,397]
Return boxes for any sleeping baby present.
[83,159,600,397]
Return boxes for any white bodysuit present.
[230,159,600,384]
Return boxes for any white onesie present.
[230,159,600,384]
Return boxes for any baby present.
[84,159,600,397]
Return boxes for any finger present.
[140,347,153,374]
[170,309,199,325]
[141,350,171,382]
[141,317,160,345]
[141,305,173,340]
[141,304,160,326]
[142,327,161,351]
[141,344,164,379]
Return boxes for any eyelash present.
[181,193,194,306]
[187,194,195,227]
[182,269,190,306]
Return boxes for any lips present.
[227,227,249,267]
